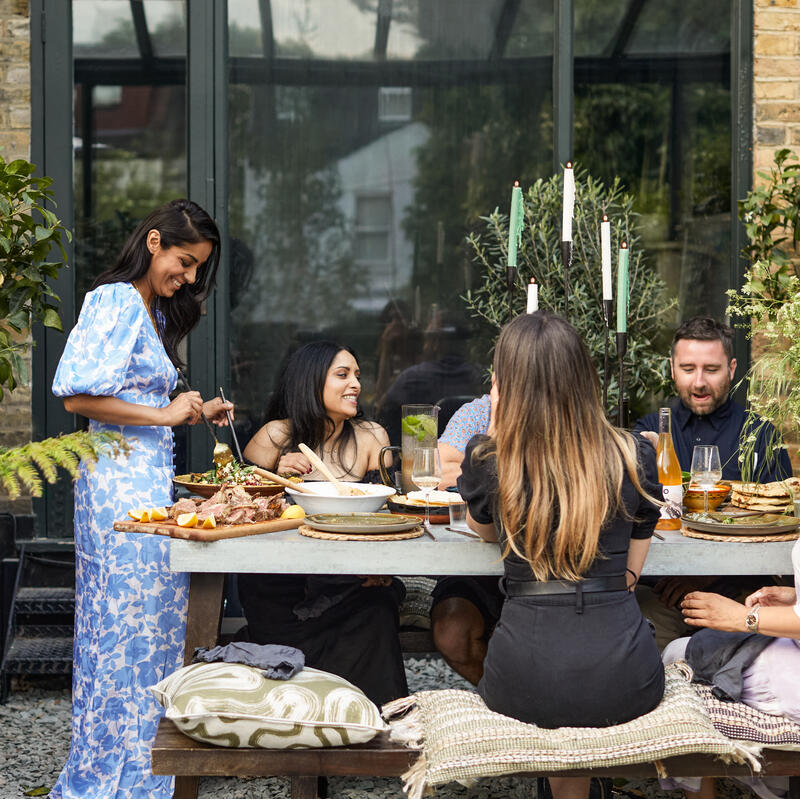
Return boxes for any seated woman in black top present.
[238,341,406,706]
[460,312,665,800]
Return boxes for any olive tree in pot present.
[463,168,676,419]
[0,156,127,500]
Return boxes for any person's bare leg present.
[431,597,487,685]
[685,777,716,798]
[549,777,590,798]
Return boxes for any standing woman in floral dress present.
[51,199,231,799]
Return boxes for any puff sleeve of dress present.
[52,283,145,398]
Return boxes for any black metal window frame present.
[29,0,753,537]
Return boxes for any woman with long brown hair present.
[460,312,665,799]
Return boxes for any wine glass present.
[411,446,442,530]
[690,445,722,514]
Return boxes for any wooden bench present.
[153,718,800,799]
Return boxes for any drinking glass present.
[411,446,442,529]
[690,445,722,513]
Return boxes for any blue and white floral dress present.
[51,282,187,799]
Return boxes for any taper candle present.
[527,278,538,313]
[562,162,575,243]
[616,241,629,334]
[601,214,612,301]
[507,181,524,267]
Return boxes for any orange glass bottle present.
[655,407,683,530]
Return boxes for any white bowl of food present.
[285,482,396,515]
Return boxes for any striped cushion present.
[151,662,387,748]
[694,684,800,750]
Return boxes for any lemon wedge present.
[176,512,198,528]
[201,515,217,529]
[280,504,306,520]
[139,509,151,523]
[150,507,168,521]
[128,508,146,521]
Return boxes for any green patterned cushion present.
[151,662,387,748]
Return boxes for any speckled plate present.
[682,511,800,536]
[304,512,421,534]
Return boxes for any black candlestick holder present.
[560,240,572,318]
[603,299,612,412]
[506,265,518,323]
[617,331,628,428]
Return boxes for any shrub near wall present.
[0,0,31,514]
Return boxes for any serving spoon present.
[176,369,233,468]
[298,443,366,496]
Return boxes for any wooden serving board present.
[112,517,302,542]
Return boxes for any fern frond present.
[0,430,130,500]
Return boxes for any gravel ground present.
[0,657,755,800]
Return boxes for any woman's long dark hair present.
[266,341,363,472]
[91,198,221,366]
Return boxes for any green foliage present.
[463,169,676,417]
[735,148,800,313]
[728,148,800,481]
[0,431,131,500]
[0,155,72,399]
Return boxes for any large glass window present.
[73,0,187,305]
[574,0,732,324]
[227,0,554,447]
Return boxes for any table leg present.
[183,572,225,666]
[173,775,199,799]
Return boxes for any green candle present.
[507,181,524,267]
[616,242,629,333]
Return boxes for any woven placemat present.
[298,523,424,541]
[681,525,799,543]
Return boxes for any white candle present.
[527,278,538,313]
[601,214,612,301]
[562,161,575,243]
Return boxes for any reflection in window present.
[574,0,732,327]
[72,0,187,303]
[227,1,554,443]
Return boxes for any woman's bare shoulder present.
[354,419,390,443]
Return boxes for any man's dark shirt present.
[633,396,792,483]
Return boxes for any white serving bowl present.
[285,482,396,515]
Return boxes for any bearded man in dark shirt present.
[633,316,793,648]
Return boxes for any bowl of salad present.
[174,461,294,498]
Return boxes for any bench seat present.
[154,718,800,798]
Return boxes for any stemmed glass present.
[411,446,442,531]
[690,445,722,514]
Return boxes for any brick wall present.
[0,0,31,514]
[753,0,800,173]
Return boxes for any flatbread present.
[731,500,793,513]
[731,490,790,503]
[729,478,800,498]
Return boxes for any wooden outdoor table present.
[169,526,796,663]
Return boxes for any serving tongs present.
[298,443,367,496]
[177,369,233,468]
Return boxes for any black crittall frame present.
[29,0,753,539]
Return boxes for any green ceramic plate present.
[682,511,800,536]
[305,512,420,534]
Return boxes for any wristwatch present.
[745,604,760,633]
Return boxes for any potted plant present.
[0,155,127,500]
[727,148,800,483]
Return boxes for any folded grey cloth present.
[193,642,305,680]
[685,628,772,701]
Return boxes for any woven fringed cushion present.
[692,684,800,751]
[383,665,760,798]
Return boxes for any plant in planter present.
[463,168,676,418]
[727,148,800,482]
[0,155,128,499]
